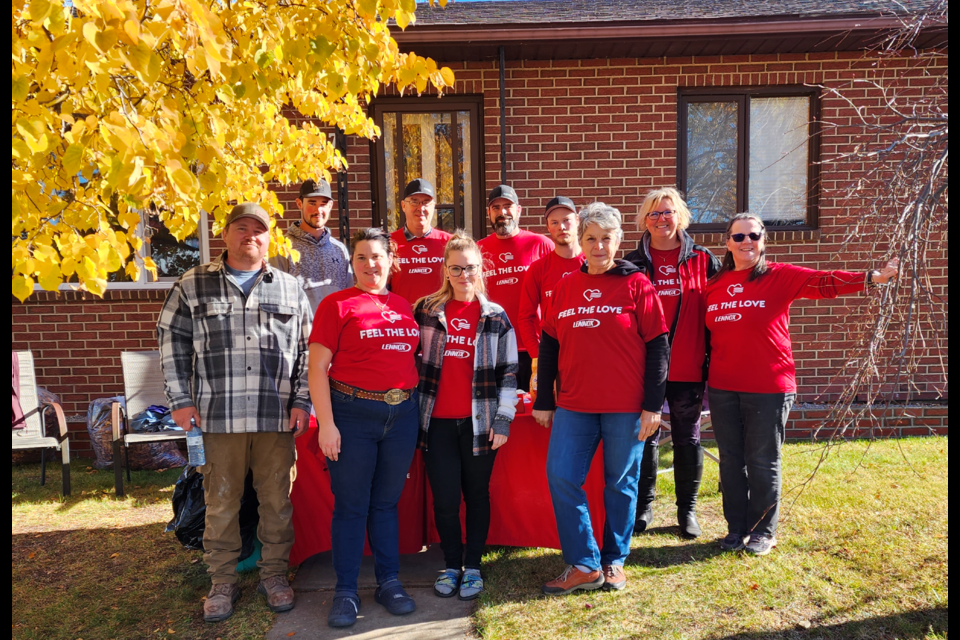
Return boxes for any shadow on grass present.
[11,457,185,511]
[625,533,727,567]
[709,606,948,640]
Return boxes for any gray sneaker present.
[720,532,747,552]
[745,534,778,556]
[458,569,483,601]
[434,568,462,598]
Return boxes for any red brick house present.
[13,0,948,455]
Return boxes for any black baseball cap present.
[298,179,332,200]
[545,196,576,216]
[403,178,435,200]
[488,184,519,205]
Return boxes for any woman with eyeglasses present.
[414,232,518,601]
[309,227,421,627]
[706,213,899,556]
[624,187,721,539]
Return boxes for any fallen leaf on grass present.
[109,553,120,558]
[28,552,36,559]
[749,583,760,591]
[287,633,296,637]
[168,630,175,634]
[797,620,812,629]
[584,603,593,609]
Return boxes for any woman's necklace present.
[358,286,400,322]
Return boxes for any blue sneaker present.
[434,568,462,598]
[375,580,416,615]
[327,593,360,628]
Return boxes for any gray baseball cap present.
[299,179,333,200]
[224,203,271,229]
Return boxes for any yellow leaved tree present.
[12,0,453,301]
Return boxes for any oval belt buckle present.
[384,389,405,405]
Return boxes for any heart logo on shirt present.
[659,264,677,276]
[450,318,471,331]
[499,252,514,263]
[412,245,428,255]
[727,283,744,297]
[583,289,602,302]
[381,309,402,323]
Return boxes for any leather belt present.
[329,379,414,406]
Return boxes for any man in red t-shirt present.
[478,184,554,390]
[390,178,453,305]
[517,196,585,397]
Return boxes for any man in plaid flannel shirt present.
[157,203,313,622]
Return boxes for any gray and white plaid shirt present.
[157,252,313,433]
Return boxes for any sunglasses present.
[647,210,676,220]
[447,264,479,277]
[730,232,763,242]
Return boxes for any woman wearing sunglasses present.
[706,213,899,555]
[414,232,518,601]
[624,187,721,540]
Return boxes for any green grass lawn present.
[12,437,948,640]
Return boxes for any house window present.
[370,97,484,236]
[678,88,820,228]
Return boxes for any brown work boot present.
[541,565,604,596]
[258,574,295,613]
[602,564,627,590]
[203,583,241,623]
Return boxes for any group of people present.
[156,178,898,626]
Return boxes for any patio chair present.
[12,351,71,495]
[111,351,186,497]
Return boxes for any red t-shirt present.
[649,246,682,327]
[310,287,420,391]
[431,299,482,419]
[705,262,866,394]
[542,269,668,413]
[517,251,586,358]
[478,230,554,352]
[390,228,452,305]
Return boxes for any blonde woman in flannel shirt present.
[414,232,518,602]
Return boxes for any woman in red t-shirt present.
[624,187,721,539]
[706,214,898,556]
[533,202,669,596]
[413,232,518,602]
[308,228,421,628]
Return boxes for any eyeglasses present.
[647,210,676,220]
[447,264,479,277]
[730,232,764,242]
[403,199,434,208]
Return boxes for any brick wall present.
[12,51,947,455]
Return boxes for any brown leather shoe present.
[204,583,241,623]
[258,574,295,613]
[602,564,627,590]
[542,565,604,596]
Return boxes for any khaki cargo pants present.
[200,432,296,584]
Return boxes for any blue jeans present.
[327,389,419,595]
[546,408,644,570]
[708,387,795,537]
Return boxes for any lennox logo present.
[383,343,412,352]
[499,252,514,263]
[411,245,428,254]
[659,265,677,276]
[450,318,471,331]
[583,289,602,302]
[443,349,471,359]
[381,309,402,323]
[408,267,432,274]
[497,277,518,286]
[715,313,742,322]
[573,319,601,328]
[727,283,744,296]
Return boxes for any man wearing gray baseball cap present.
[158,203,313,622]
[271,178,352,311]
[477,185,554,390]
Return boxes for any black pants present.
[424,417,498,570]
[646,380,706,447]
[517,351,533,392]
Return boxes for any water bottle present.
[186,418,206,467]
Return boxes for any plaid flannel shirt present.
[414,292,518,455]
[156,252,313,433]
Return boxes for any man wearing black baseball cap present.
[271,178,352,311]
[389,178,452,304]
[477,185,554,389]
[517,196,586,398]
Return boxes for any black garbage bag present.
[165,466,260,562]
